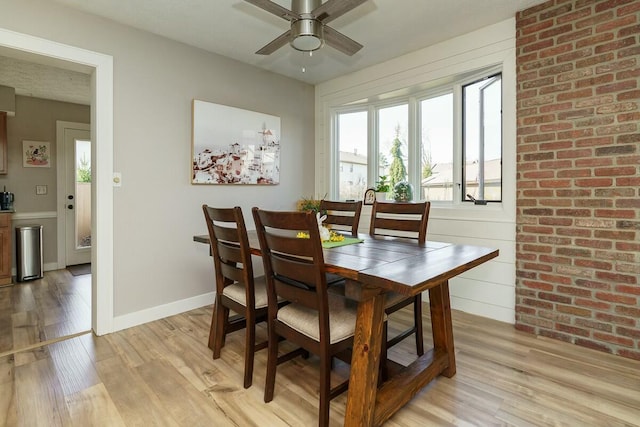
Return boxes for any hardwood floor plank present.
[13,356,73,426]
[0,355,18,427]
[65,383,126,427]
[47,334,100,397]
[136,358,236,426]
[95,354,181,426]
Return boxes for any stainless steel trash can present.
[16,225,43,282]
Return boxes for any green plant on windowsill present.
[374,175,390,193]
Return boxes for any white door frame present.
[56,121,91,267]
[0,27,115,335]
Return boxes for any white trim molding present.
[113,292,215,332]
[0,27,115,336]
[12,211,57,221]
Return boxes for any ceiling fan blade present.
[312,0,368,23]
[256,30,292,55]
[323,26,363,56]
[244,0,298,21]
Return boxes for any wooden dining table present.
[194,231,498,426]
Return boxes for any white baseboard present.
[112,291,215,332]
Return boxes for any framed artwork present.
[364,188,375,205]
[23,141,51,168]
[192,99,280,185]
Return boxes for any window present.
[420,93,453,201]
[332,70,502,205]
[463,74,502,202]
[337,111,368,201]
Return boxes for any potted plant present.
[296,195,326,214]
[374,175,390,201]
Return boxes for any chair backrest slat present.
[253,208,329,313]
[369,201,431,244]
[319,200,362,236]
[202,205,254,300]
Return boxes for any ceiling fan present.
[244,0,367,56]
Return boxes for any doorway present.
[57,122,91,267]
[0,27,114,335]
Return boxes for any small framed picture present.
[364,188,375,205]
[23,140,51,168]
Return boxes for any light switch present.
[113,172,122,187]
[36,185,47,195]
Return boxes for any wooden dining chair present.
[252,207,358,427]
[319,200,363,236]
[202,205,269,389]
[369,200,431,358]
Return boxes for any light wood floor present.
[2,275,639,426]
[0,269,91,359]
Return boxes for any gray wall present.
[1,96,89,267]
[0,0,315,318]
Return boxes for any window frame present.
[331,65,503,207]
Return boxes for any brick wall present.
[515,0,639,359]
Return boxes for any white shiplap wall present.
[315,19,518,324]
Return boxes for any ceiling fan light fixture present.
[290,19,324,51]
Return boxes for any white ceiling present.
[1,0,546,104]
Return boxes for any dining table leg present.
[343,286,386,427]
[428,280,456,377]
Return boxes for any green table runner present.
[322,237,364,249]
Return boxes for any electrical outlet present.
[36,185,47,195]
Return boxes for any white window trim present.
[317,19,516,225]
[331,66,503,208]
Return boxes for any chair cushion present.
[223,276,269,309]
[277,294,358,344]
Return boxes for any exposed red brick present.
[576,298,611,310]
[617,350,640,361]
[556,304,592,317]
[576,52,615,68]
[557,285,593,297]
[575,338,614,353]
[594,230,636,241]
[557,88,594,101]
[516,0,640,360]
[557,169,591,178]
[595,14,637,32]
[616,284,640,296]
[618,45,640,58]
[594,37,637,54]
[575,198,613,208]
[576,33,615,49]
[593,332,634,347]
[596,209,636,218]
[617,89,640,101]
[575,177,614,187]
[595,312,636,326]
[556,323,590,337]
[522,280,555,291]
[575,238,613,249]
[557,7,592,24]
[618,1,640,15]
[539,255,573,265]
[576,11,616,29]
[595,271,638,285]
[615,305,640,317]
